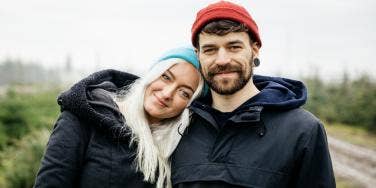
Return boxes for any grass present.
[335,176,364,188]
[324,122,376,150]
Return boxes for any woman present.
[34,47,204,188]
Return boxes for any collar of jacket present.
[189,100,264,125]
[189,101,266,137]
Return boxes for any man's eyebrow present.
[167,69,195,92]
[228,40,244,45]
[201,40,244,49]
[201,43,217,49]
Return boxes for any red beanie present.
[191,1,262,47]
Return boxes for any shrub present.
[0,128,50,188]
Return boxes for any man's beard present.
[202,61,253,95]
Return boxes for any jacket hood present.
[194,75,307,111]
[250,75,307,110]
[57,69,139,137]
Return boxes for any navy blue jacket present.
[172,75,335,188]
[34,70,155,188]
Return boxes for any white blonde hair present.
[114,58,204,188]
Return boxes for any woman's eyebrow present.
[168,69,194,92]
[166,70,175,80]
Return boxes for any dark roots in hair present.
[194,20,253,48]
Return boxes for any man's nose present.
[215,48,231,65]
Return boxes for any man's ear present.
[194,48,199,57]
[251,42,260,58]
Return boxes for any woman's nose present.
[160,85,175,100]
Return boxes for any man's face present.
[197,32,259,95]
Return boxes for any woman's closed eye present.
[178,89,192,99]
[161,73,171,81]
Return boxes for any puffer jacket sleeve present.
[34,111,89,188]
[294,122,336,188]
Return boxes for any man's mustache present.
[207,64,242,77]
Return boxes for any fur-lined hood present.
[57,69,139,139]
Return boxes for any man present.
[171,1,335,188]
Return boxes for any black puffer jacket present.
[34,69,155,188]
[172,75,335,188]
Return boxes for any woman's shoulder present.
[53,111,92,138]
[57,110,90,126]
[58,110,79,122]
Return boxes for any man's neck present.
[211,78,260,112]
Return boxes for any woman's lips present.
[153,94,168,107]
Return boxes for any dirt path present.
[328,136,376,188]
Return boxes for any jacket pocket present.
[172,163,289,188]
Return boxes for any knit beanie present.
[155,46,210,95]
[191,1,262,47]
[156,46,200,69]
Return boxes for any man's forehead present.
[199,32,250,47]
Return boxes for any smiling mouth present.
[217,71,236,74]
[215,71,238,77]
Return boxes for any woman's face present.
[144,61,200,124]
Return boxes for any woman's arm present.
[34,111,89,188]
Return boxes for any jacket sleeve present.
[294,122,336,188]
[34,111,88,188]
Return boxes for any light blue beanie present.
[156,46,200,69]
[154,46,209,96]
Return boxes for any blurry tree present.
[0,129,50,188]
[304,72,376,132]
[0,87,60,150]
[0,89,30,148]
[0,87,60,187]
[0,59,61,86]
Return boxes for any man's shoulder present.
[265,106,319,120]
[263,107,322,132]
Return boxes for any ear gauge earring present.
[253,58,260,67]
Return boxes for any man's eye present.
[203,48,216,54]
[229,46,241,51]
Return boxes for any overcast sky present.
[1,0,375,80]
